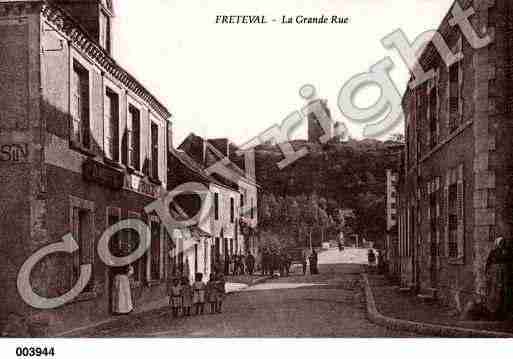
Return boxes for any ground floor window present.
[70,196,95,294]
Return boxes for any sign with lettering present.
[0,143,29,163]
[127,175,160,199]
[83,159,124,190]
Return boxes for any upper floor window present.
[230,197,235,223]
[150,219,162,281]
[128,105,141,170]
[448,57,462,133]
[104,89,119,162]
[71,61,90,149]
[70,196,95,294]
[150,122,159,180]
[428,73,439,149]
[99,10,111,54]
[214,193,219,220]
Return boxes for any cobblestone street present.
[74,248,418,337]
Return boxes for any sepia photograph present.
[0,0,513,356]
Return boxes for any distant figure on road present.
[367,249,376,272]
[246,253,255,275]
[301,251,307,275]
[309,250,319,275]
[338,232,345,252]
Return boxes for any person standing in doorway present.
[112,265,134,315]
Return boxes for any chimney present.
[52,0,115,55]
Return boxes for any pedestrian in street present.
[230,254,236,276]
[301,251,307,276]
[285,253,292,277]
[238,254,245,275]
[246,252,255,276]
[181,276,193,316]
[168,278,182,318]
[111,265,134,315]
[215,272,226,313]
[206,273,217,314]
[192,273,206,315]
[280,253,288,277]
[224,253,230,275]
[367,249,376,273]
[309,249,319,275]
[485,237,507,319]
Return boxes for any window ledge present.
[148,177,162,186]
[419,120,473,164]
[70,142,96,157]
[103,157,123,169]
[448,257,464,265]
[69,291,98,304]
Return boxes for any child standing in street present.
[168,278,182,318]
[181,276,192,316]
[206,273,217,314]
[192,273,206,315]
[215,272,226,313]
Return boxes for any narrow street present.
[80,248,418,337]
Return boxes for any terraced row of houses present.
[390,0,513,313]
[0,0,258,336]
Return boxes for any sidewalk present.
[363,273,513,337]
[224,274,272,293]
[58,275,273,337]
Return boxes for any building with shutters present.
[397,0,513,310]
[385,169,400,279]
[178,134,260,266]
[0,0,173,335]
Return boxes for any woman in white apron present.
[112,265,134,315]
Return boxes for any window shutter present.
[71,207,80,285]
[160,223,165,280]
[444,174,450,257]
[458,38,464,126]
[457,164,465,260]
[104,94,112,159]
[435,69,440,143]
[426,85,431,147]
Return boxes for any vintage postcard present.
[0,0,512,356]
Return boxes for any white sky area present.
[112,0,454,147]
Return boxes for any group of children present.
[168,272,226,317]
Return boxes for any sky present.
[112,0,454,147]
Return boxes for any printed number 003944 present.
[16,347,55,357]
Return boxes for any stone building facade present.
[178,134,260,264]
[398,0,513,309]
[385,169,400,279]
[0,0,172,335]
